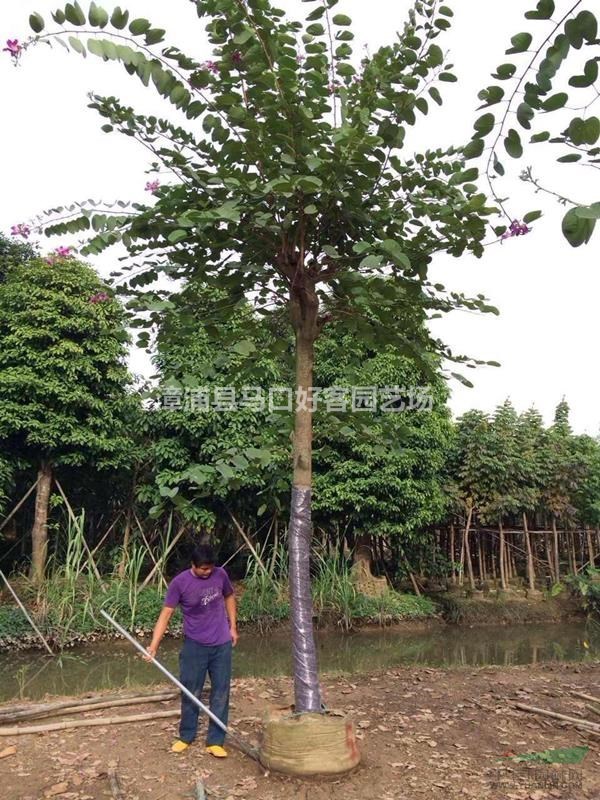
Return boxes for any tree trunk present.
[29,462,53,584]
[477,535,485,584]
[571,530,578,575]
[552,518,560,581]
[464,504,476,590]
[288,302,321,714]
[117,510,132,579]
[544,531,556,584]
[498,520,507,590]
[523,513,535,592]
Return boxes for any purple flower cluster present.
[90,291,110,304]
[10,223,31,239]
[3,39,23,62]
[231,50,243,67]
[501,220,530,242]
[145,179,160,194]
[201,60,219,74]
[46,246,74,265]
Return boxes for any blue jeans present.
[178,638,232,746]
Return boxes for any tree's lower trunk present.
[498,520,507,590]
[523,513,535,592]
[552,518,560,581]
[288,313,321,714]
[571,531,578,575]
[29,462,53,584]
[477,536,485,584]
[118,510,132,579]
[544,532,556,584]
[464,505,476,591]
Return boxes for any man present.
[145,543,238,757]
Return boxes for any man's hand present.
[230,628,239,647]
[143,644,158,662]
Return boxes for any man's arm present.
[224,593,238,646]
[145,606,176,660]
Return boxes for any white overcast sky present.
[1,1,599,433]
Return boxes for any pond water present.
[1,622,599,703]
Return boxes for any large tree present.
[14,0,499,711]
[0,253,137,581]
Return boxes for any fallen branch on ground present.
[0,691,177,724]
[513,703,600,734]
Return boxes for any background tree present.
[467,0,600,245]
[515,407,547,591]
[16,0,500,711]
[0,254,138,582]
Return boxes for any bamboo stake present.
[513,703,600,733]
[226,509,270,579]
[0,692,177,724]
[140,524,186,589]
[132,511,165,587]
[0,481,38,533]
[0,709,179,736]
[0,570,53,656]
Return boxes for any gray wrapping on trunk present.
[289,485,322,713]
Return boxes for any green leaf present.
[493,63,517,80]
[380,239,411,269]
[68,36,86,56]
[257,503,267,516]
[525,0,555,20]
[569,59,599,89]
[306,23,325,35]
[439,5,454,16]
[89,2,109,28]
[477,85,505,108]
[506,32,532,54]
[129,18,151,35]
[168,229,188,244]
[463,138,484,159]
[145,28,166,46]
[542,92,568,111]
[29,12,45,33]
[523,210,543,224]
[493,153,505,176]
[517,103,534,130]
[439,72,457,82]
[566,11,598,49]
[429,87,442,106]
[232,340,256,356]
[110,6,129,29]
[451,372,474,388]
[304,204,318,214]
[65,2,86,25]
[51,9,66,23]
[332,14,352,25]
[504,129,523,158]
[234,27,254,44]
[359,255,383,269]
[530,131,550,143]
[574,202,600,220]
[557,153,582,163]
[568,116,600,146]
[87,38,105,57]
[474,113,495,136]
[562,207,596,247]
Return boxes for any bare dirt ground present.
[1,661,599,800]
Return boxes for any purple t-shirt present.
[164,567,234,646]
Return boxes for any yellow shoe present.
[171,740,190,753]
[205,745,228,758]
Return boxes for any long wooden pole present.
[0,570,53,656]
[0,709,179,736]
[0,692,177,724]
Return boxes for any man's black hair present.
[191,543,216,567]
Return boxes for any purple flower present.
[90,291,110,304]
[231,50,243,67]
[10,223,31,239]
[145,179,160,194]
[296,54,306,64]
[201,60,219,74]
[328,80,341,94]
[55,246,72,258]
[3,39,23,61]
[501,219,531,242]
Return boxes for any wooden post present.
[523,514,535,592]
[498,520,507,590]
[449,523,456,585]
[552,517,560,581]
